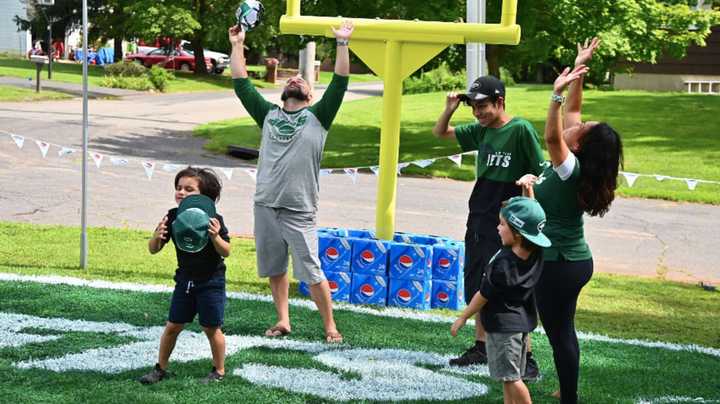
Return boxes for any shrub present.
[403,64,465,95]
[147,65,174,92]
[99,76,153,91]
[104,61,147,77]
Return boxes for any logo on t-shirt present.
[268,114,308,143]
[486,152,511,168]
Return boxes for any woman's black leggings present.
[535,258,593,404]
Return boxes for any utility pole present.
[466,0,487,88]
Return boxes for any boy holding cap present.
[140,167,231,385]
[433,75,545,379]
[450,196,550,404]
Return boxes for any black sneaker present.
[199,367,224,384]
[449,344,488,366]
[523,355,542,382]
[138,363,171,385]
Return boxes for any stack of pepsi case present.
[298,228,465,311]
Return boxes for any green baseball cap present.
[500,196,552,248]
[173,194,217,253]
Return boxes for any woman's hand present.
[575,37,600,67]
[553,65,589,95]
[331,20,354,41]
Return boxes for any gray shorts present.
[254,204,325,285]
[486,332,528,382]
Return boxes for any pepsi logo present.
[438,257,451,269]
[328,280,339,293]
[397,288,412,303]
[399,255,413,268]
[360,283,374,297]
[325,247,339,261]
[360,250,375,264]
[437,291,449,303]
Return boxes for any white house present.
[0,0,32,55]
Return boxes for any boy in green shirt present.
[433,75,544,380]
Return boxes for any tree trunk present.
[486,44,501,78]
[114,37,123,63]
[192,0,208,75]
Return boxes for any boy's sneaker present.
[449,344,488,366]
[522,355,542,382]
[138,363,171,385]
[199,367,224,384]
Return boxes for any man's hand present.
[331,20,354,41]
[445,91,462,112]
[553,65,589,95]
[450,317,467,337]
[229,25,245,47]
[575,37,600,67]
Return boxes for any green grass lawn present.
[195,85,720,204]
[0,85,71,102]
[1,221,717,349]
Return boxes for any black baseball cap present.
[459,75,505,103]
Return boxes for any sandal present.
[325,330,343,344]
[264,325,291,337]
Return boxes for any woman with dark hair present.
[516,38,623,404]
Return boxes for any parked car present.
[125,48,212,72]
[136,40,228,74]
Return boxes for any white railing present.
[684,80,720,94]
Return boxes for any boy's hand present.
[450,317,467,337]
[153,216,168,241]
[229,25,245,46]
[445,91,461,112]
[208,217,221,239]
[516,174,538,191]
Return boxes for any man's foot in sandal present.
[325,330,343,343]
[264,324,291,337]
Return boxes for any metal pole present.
[47,23,52,79]
[80,0,89,269]
[466,0,487,88]
[375,41,403,240]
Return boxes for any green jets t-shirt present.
[233,74,348,212]
[533,156,592,261]
[455,118,545,183]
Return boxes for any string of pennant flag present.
[2,129,719,191]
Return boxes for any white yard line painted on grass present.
[1,272,718,359]
[636,397,720,404]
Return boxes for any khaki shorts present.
[486,332,528,382]
[254,204,325,285]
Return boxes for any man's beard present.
[281,87,309,102]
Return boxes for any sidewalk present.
[0,76,145,98]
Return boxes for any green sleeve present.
[233,78,274,128]
[522,122,545,175]
[454,123,480,152]
[309,74,349,130]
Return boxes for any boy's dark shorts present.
[168,273,226,328]
[464,222,502,305]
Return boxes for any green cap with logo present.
[172,194,217,253]
[500,196,552,248]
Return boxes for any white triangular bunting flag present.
[369,166,380,176]
[11,134,24,149]
[220,167,233,180]
[142,161,155,180]
[397,162,410,175]
[448,154,462,167]
[343,168,358,184]
[320,169,333,176]
[58,147,76,157]
[244,168,257,182]
[685,179,698,191]
[110,157,129,166]
[622,172,639,187]
[34,140,50,158]
[161,163,181,172]
[91,152,104,168]
[654,175,668,182]
[412,159,435,168]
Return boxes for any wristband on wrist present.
[336,39,349,46]
[550,93,565,104]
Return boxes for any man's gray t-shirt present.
[233,75,348,212]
